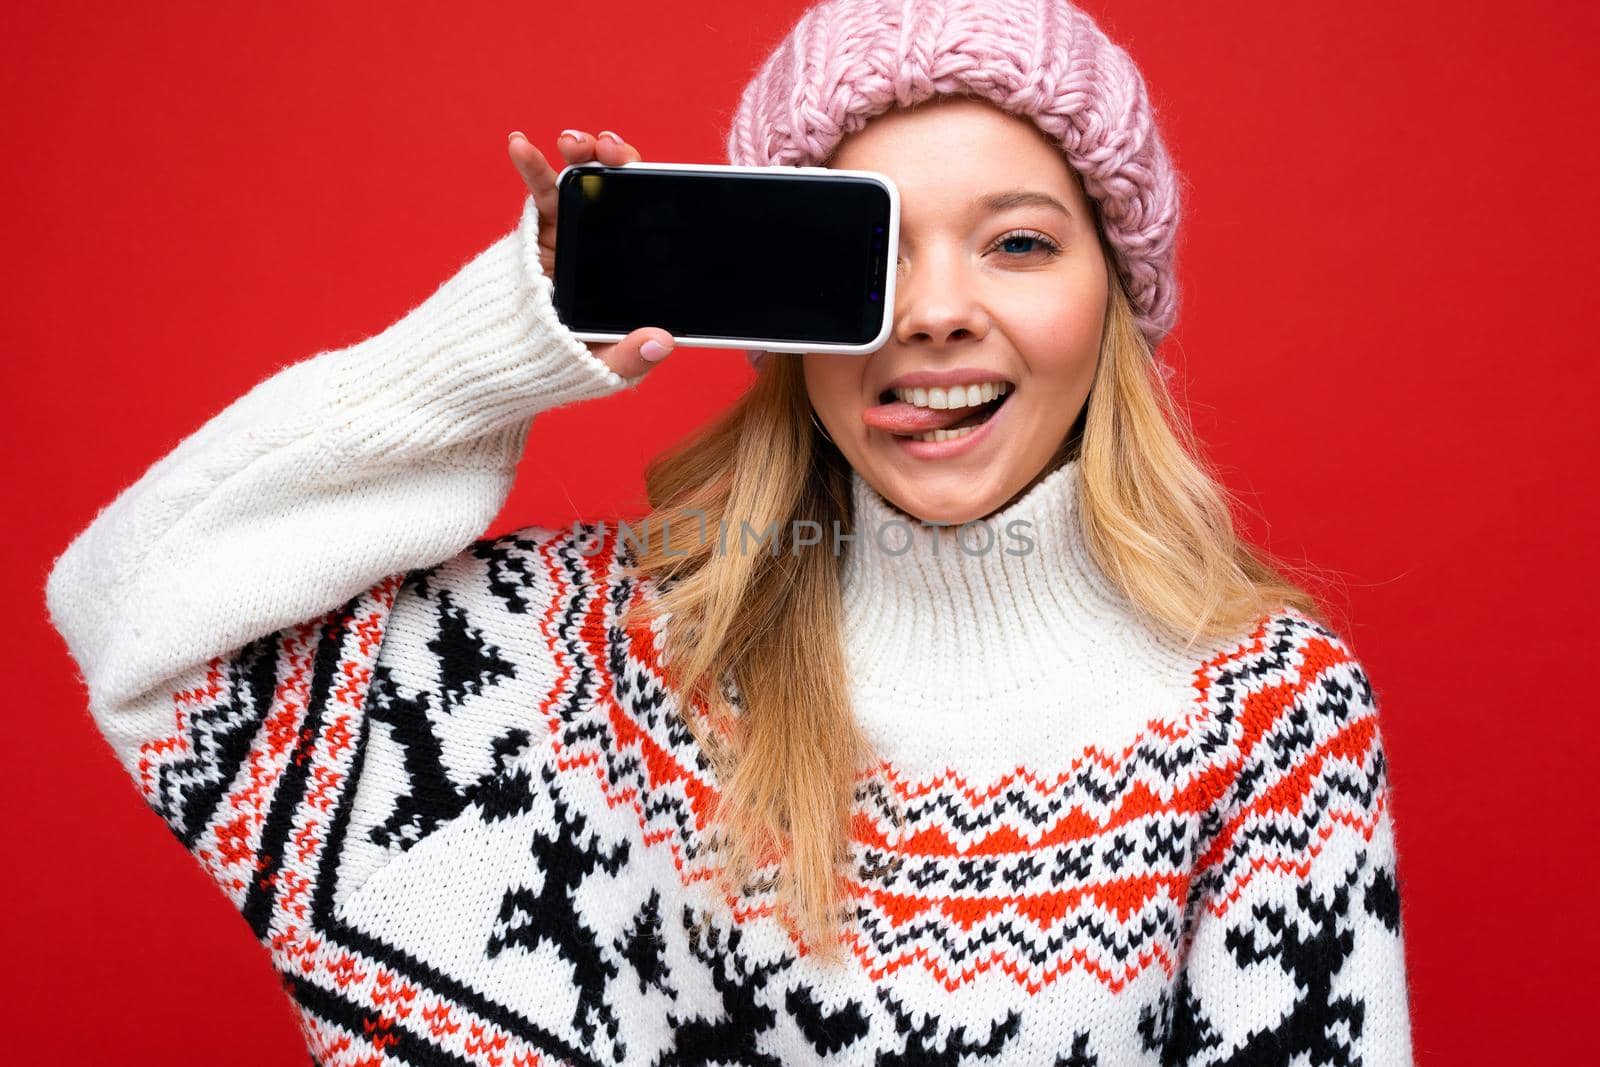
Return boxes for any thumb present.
[591,327,675,380]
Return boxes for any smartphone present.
[552,162,900,355]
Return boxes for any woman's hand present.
[508,128,675,378]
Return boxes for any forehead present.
[827,97,1081,215]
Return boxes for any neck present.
[838,456,1187,721]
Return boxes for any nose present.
[891,246,990,348]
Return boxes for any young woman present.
[46,0,1414,1063]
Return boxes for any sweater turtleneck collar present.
[838,455,1179,718]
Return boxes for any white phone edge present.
[550,160,901,356]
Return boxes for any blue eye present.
[992,229,1062,257]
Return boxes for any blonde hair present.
[617,235,1330,963]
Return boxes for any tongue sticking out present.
[862,392,1009,435]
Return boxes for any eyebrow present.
[976,189,1073,219]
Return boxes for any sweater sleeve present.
[1161,621,1416,1065]
[43,192,640,921]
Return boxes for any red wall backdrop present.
[5,1,1596,1062]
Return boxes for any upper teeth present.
[892,382,1011,410]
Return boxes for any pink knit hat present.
[727,0,1181,372]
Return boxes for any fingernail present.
[559,129,583,142]
[640,338,673,362]
[508,131,526,143]
[598,130,622,144]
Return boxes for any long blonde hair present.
[617,235,1330,963]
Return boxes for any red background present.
[5,1,1596,1062]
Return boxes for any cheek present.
[803,355,868,417]
[1005,292,1104,383]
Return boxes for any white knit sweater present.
[46,193,1415,1066]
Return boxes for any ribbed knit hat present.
[727,0,1181,372]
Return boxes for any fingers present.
[507,132,550,189]
[510,128,641,205]
[553,129,642,167]
[555,129,591,166]
[506,127,640,247]
[506,127,657,373]
[594,130,643,166]
[591,326,675,380]
[507,131,558,224]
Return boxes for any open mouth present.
[866,381,1015,440]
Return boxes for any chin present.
[882,472,1006,526]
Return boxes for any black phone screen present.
[553,166,893,346]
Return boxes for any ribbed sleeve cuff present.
[316,194,644,471]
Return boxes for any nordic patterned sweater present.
[45,193,1415,1066]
